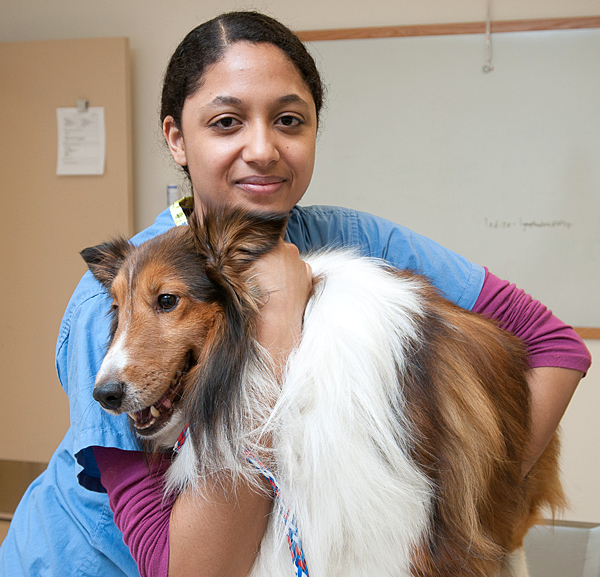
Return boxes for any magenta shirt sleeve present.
[472,268,592,375]
[92,446,174,577]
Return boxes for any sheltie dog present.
[83,207,564,577]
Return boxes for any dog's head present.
[82,207,287,453]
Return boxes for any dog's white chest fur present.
[254,252,432,576]
[175,251,434,577]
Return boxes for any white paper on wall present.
[56,107,105,175]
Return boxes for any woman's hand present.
[250,239,313,377]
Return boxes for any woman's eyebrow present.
[208,95,243,107]
[206,94,310,108]
[277,94,311,108]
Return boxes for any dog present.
[83,207,565,577]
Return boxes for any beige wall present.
[2,0,599,231]
[560,340,600,523]
[1,0,598,521]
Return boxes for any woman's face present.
[163,41,318,214]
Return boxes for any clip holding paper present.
[77,99,90,113]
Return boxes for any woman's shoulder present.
[286,204,393,251]
[288,203,436,248]
[287,204,485,310]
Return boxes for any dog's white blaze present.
[95,331,129,384]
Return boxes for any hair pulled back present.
[160,11,324,132]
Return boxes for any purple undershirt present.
[93,447,173,577]
[93,269,592,577]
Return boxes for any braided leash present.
[173,423,189,453]
[173,425,310,577]
[243,448,310,577]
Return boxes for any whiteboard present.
[301,28,600,327]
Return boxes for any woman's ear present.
[163,115,187,167]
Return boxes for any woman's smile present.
[235,175,287,195]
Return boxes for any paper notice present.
[56,107,105,175]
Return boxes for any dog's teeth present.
[150,405,160,418]
[135,417,156,430]
[128,412,139,422]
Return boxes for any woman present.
[0,11,590,577]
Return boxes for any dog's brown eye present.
[158,294,178,312]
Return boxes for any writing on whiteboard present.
[484,218,574,232]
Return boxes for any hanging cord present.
[483,0,494,72]
[173,429,311,576]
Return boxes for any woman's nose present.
[241,124,280,167]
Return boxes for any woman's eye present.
[158,294,178,312]
[277,115,303,127]
[211,116,241,130]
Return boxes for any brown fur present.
[398,279,565,576]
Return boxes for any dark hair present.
[160,11,325,132]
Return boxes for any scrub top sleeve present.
[473,269,592,375]
[353,210,485,310]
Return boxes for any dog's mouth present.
[127,351,194,436]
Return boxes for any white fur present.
[170,250,436,576]
[96,332,129,386]
[166,431,198,496]
[251,251,433,576]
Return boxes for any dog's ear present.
[184,207,287,463]
[80,237,131,288]
[190,206,288,304]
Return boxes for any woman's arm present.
[472,269,591,476]
[524,366,582,476]
[168,479,272,577]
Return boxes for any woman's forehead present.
[191,42,315,108]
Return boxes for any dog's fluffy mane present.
[83,206,565,577]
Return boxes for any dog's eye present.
[158,294,178,312]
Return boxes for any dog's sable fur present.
[83,206,565,577]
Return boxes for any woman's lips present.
[236,176,286,195]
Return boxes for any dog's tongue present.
[133,407,152,426]
[130,395,173,428]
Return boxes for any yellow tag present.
[169,196,193,227]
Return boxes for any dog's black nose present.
[93,381,125,410]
